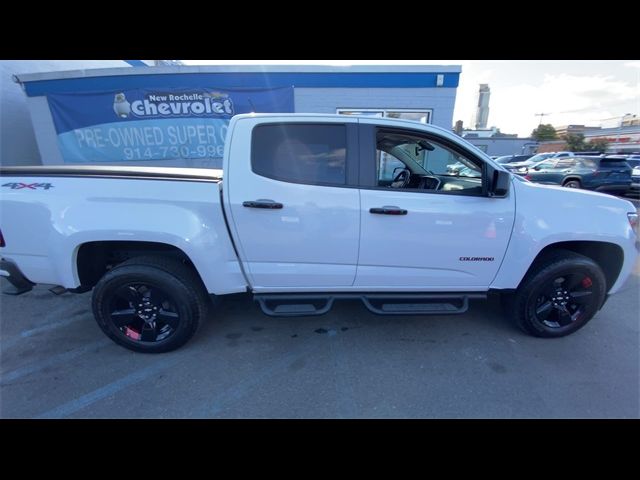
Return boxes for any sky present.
[181,60,639,137]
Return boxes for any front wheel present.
[508,250,606,337]
[563,179,581,189]
[92,256,210,353]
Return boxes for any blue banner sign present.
[47,87,294,166]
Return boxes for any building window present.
[337,108,432,124]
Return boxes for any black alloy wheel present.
[92,256,210,353]
[508,250,606,338]
[529,273,596,331]
[109,283,180,343]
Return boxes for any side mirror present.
[489,168,510,197]
[533,165,542,171]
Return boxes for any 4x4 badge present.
[2,182,54,190]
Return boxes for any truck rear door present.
[223,116,360,290]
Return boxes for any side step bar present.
[254,293,486,317]
[255,295,335,317]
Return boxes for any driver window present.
[375,129,483,194]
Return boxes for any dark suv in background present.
[524,155,632,192]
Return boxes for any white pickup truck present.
[1,114,638,352]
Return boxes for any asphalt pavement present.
[1,195,638,418]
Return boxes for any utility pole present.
[535,113,551,126]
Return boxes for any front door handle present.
[243,199,283,209]
[369,206,408,215]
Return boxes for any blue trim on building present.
[123,60,149,67]
[23,72,460,97]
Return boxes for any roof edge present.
[15,64,462,83]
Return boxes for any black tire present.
[508,250,606,338]
[563,179,581,189]
[92,256,211,353]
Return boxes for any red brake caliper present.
[581,277,593,289]
[125,327,141,340]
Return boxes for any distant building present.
[462,126,517,139]
[461,124,531,156]
[621,114,639,127]
[553,125,597,138]
[551,122,640,153]
[465,138,538,156]
[584,125,640,153]
[471,84,490,129]
[536,141,568,153]
[454,120,464,135]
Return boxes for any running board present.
[254,293,486,317]
[255,294,335,317]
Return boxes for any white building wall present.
[1,60,134,165]
[294,88,458,130]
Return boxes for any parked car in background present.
[628,164,640,196]
[524,155,632,192]
[504,152,575,175]
[495,154,533,164]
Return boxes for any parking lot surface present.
[1,264,637,419]
[1,196,639,419]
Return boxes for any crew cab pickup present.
[1,114,638,352]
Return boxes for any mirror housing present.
[487,165,510,197]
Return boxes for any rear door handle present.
[243,199,283,209]
[369,206,408,215]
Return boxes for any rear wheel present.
[92,256,210,353]
[508,250,606,337]
[563,179,581,189]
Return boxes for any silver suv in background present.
[505,152,576,175]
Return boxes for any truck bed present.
[0,165,245,295]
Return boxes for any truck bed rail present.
[0,165,222,183]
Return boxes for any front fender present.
[491,180,637,293]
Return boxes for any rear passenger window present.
[600,159,630,168]
[251,124,347,186]
[578,158,597,168]
[556,159,576,168]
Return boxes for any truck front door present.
[224,117,360,290]
[354,122,515,289]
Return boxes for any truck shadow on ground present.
[194,292,520,348]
